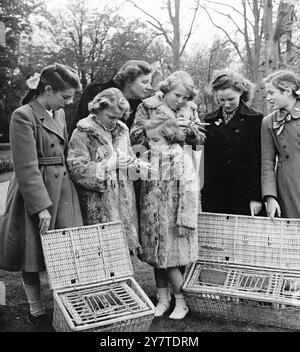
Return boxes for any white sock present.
[23,282,46,317]
[169,293,189,320]
[154,287,170,317]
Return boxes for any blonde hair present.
[158,71,197,100]
[210,70,255,103]
[264,70,300,100]
[88,88,130,120]
[144,115,185,144]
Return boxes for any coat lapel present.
[29,100,65,142]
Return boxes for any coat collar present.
[77,114,128,139]
[29,99,65,142]
[205,101,261,122]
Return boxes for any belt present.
[38,155,65,166]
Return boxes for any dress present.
[67,114,140,252]
[201,101,263,215]
[261,102,300,218]
[139,144,199,268]
[0,100,83,272]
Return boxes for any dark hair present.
[113,60,152,89]
[158,70,197,100]
[144,115,185,144]
[264,70,300,100]
[210,70,255,103]
[21,63,82,105]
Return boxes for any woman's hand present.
[266,197,281,219]
[249,200,262,217]
[38,208,51,234]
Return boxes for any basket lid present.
[41,221,133,290]
[198,212,300,270]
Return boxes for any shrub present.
[0,158,13,174]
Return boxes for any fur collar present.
[77,114,128,138]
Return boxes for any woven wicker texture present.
[198,212,300,269]
[41,222,133,290]
[53,278,154,332]
[183,260,300,329]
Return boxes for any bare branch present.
[127,0,173,45]
[180,0,200,57]
[201,4,252,71]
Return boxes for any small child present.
[262,70,300,218]
[139,115,199,320]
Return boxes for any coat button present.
[286,155,289,159]
[283,145,287,148]
[51,143,55,148]
[60,140,64,145]
[64,171,67,176]
[55,173,59,178]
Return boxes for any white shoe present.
[154,302,170,317]
[169,305,189,320]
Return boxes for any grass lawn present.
[0,255,292,332]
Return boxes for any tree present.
[201,0,297,113]
[127,0,200,70]
[0,0,43,141]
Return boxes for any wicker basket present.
[182,212,300,329]
[197,212,300,269]
[41,221,155,332]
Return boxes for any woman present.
[0,63,83,329]
[70,60,152,134]
[67,88,142,254]
[201,71,264,216]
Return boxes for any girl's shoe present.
[154,302,170,317]
[169,305,189,320]
[27,313,53,331]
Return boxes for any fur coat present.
[139,144,199,268]
[67,114,140,253]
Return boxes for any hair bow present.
[295,89,300,97]
[26,72,41,90]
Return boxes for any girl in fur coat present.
[67,88,143,254]
[139,116,199,320]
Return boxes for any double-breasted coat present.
[0,99,83,272]
[201,101,264,215]
[261,102,300,218]
[67,115,141,253]
[139,144,199,268]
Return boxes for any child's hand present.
[266,197,281,219]
[177,117,190,128]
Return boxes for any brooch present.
[215,118,222,126]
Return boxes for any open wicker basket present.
[41,221,155,332]
[182,212,300,329]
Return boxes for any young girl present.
[0,63,83,330]
[139,115,199,320]
[130,70,206,149]
[262,70,300,219]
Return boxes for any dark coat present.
[201,101,264,215]
[0,100,83,272]
[70,80,142,135]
